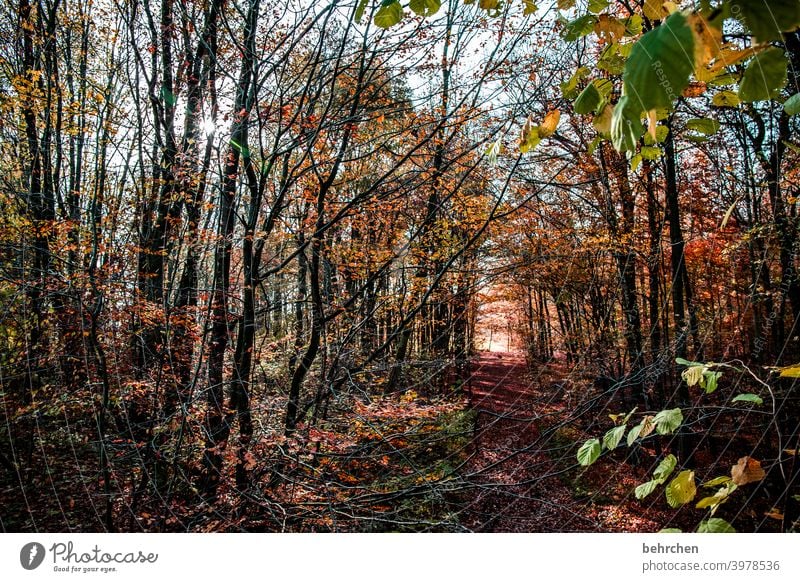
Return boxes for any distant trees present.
[2,0,798,532]
[0,0,523,527]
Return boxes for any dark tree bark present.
[203,0,260,499]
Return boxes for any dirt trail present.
[459,351,664,532]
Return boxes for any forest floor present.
[458,350,675,532]
[2,349,781,532]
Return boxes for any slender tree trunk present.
[203,0,260,499]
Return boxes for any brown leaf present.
[243,451,257,471]
[639,415,656,438]
[731,456,765,486]
[682,81,707,98]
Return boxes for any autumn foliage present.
[0,0,798,532]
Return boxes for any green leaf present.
[739,48,788,103]
[577,438,601,466]
[588,0,609,13]
[659,528,682,533]
[409,0,441,17]
[643,125,669,145]
[611,95,644,152]
[229,139,250,158]
[557,0,576,8]
[785,93,800,116]
[635,479,662,500]
[712,90,741,108]
[697,517,736,533]
[732,393,764,405]
[640,146,662,160]
[784,140,800,154]
[630,153,643,172]
[560,67,591,99]
[665,470,697,508]
[161,86,177,107]
[574,83,602,115]
[603,425,627,450]
[654,408,683,435]
[621,407,638,425]
[627,423,643,446]
[729,0,800,43]
[355,0,369,22]
[624,14,643,36]
[588,135,603,155]
[594,78,614,98]
[686,118,720,135]
[598,43,626,75]
[653,454,678,481]
[374,1,403,29]
[675,357,702,366]
[701,370,722,394]
[563,15,598,42]
[623,12,695,113]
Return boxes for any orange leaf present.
[539,109,560,138]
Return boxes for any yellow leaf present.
[712,90,741,108]
[665,470,697,508]
[593,104,612,135]
[523,0,537,15]
[682,364,705,387]
[696,495,721,509]
[695,481,736,514]
[594,15,626,43]
[779,363,800,378]
[642,0,664,20]
[696,44,756,82]
[519,116,541,153]
[688,13,721,69]
[731,456,766,486]
[717,45,760,67]
[662,1,679,14]
[646,110,658,141]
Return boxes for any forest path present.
[458,350,664,532]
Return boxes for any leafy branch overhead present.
[563,0,800,152]
[362,0,800,153]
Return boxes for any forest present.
[0,0,798,533]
